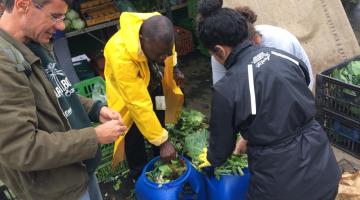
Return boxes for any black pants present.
[125,85,165,178]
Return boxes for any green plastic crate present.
[73,77,127,181]
[73,59,97,81]
[96,143,128,182]
[73,76,105,98]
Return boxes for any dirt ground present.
[180,52,212,118]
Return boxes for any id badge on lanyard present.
[155,96,166,110]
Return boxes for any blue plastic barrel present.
[205,168,250,200]
[135,156,207,200]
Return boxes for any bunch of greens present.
[177,109,207,131]
[166,123,188,154]
[331,60,360,86]
[214,154,248,179]
[166,109,207,154]
[146,159,187,187]
[184,129,248,178]
[168,109,248,179]
[184,129,209,167]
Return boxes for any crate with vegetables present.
[316,55,360,121]
[80,1,120,27]
[134,110,250,200]
[316,55,360,158]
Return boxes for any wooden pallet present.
[80,1,120,27]
[80,0,112,10]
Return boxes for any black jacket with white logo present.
[208,41,340,200]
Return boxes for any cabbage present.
[64,19,72,30]
[72,18,85,30]
[66,9,79,20]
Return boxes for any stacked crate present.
[315,55,360,159]
[174,26,194,56]
[80,0,121,27]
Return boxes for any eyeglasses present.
[32,1,66,23]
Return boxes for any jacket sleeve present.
[0,54,98,171]
[207,71,253,167]
[207,89,237,167]
[78,95,103,123]
[108,51,167,146]
[291,40,314,90]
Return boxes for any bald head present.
[140,15,174,44]
[139,15,175,63]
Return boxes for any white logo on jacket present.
[252,52,270,68]
[45,63,75,97]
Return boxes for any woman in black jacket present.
[196,0,340,199]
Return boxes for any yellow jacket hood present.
[119,12,161,62]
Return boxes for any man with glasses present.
[0,0,128,199]
[104,12,184,182]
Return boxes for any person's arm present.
[207,69,254,167]
[295,46,314,91]
[207,89,237,167]
[0,55,99,171]
[78,95,103,123]
[108,51,167,146]
[233,138,248,154]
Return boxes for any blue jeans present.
[79,173,103,200]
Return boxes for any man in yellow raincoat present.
[104,12,184,179]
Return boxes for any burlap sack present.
[224,0,360,83]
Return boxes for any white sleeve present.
[211,56,227,84]
[295,47,314,91]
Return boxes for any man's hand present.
[173,66,185,87]
[99,106,122,123]
[198,147,211,168]
[159,140,177,162]
[94,120,127,144]
[233,138,248,155]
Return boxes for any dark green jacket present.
[0,29,99,200]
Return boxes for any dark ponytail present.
[196,0,249,50]
[197,0,222,16]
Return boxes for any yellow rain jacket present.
[104,12,184,167]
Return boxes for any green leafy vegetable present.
[146,159,187,186]
[72,18,86,30]
[214,154,248,179]
[331,60,360,86]
[64,19,72,31]
[167,109,248,179]
[65,9,79,20]
[184,129,209,167]
[166,109,207,154]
